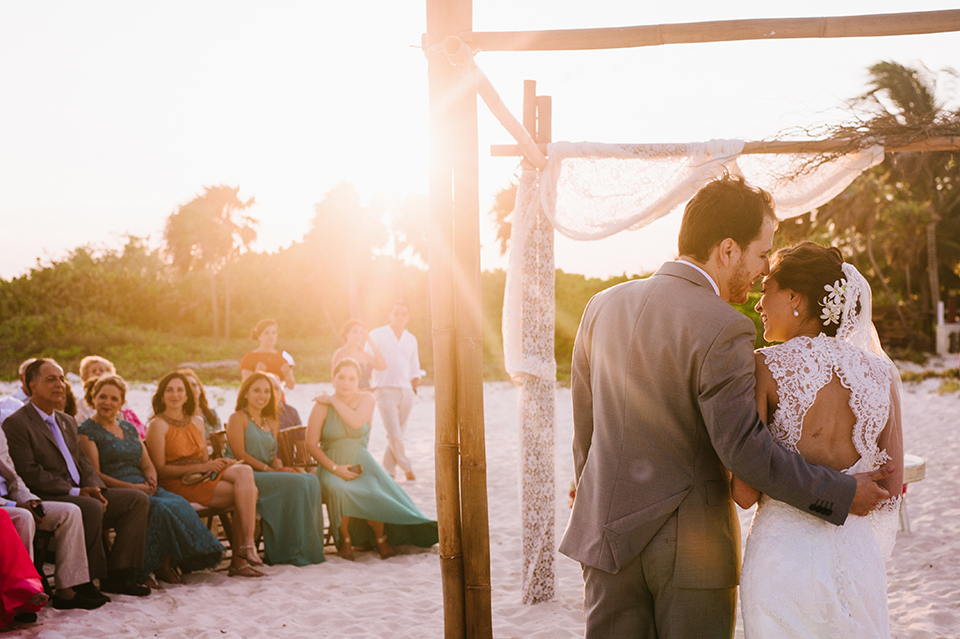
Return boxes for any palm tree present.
[488,182,517,256]
[305,182,387,321]
[858,61,960,320]
[164,185,257,341]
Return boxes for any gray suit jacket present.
[2,402,105,498]
[558,262,857,588]
[0,427,39,502]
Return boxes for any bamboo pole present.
[490,136,960,158]
[426,0,467,635]
[451,30,494,639]
[441,35,548,171]
[470,9,960,52]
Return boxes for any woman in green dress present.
[225,373,325,566]
[306,358,438,560]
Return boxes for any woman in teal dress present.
[77,375,224,584]
[225,373,325,566]
[306,358,438,560]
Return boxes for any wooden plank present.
[490,136,960,157]
[470,9,960,52]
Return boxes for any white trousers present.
[375,387,416,476]
[5,501,90,590]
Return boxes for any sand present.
[2,366,958,638]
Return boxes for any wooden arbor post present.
[425,0,493,637]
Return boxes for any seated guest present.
[144,372,264,578]
[0,510,47,628]
[225,373,324,566]
[79,375,224,585]
[76,356,146,438]
[61,385,78,419]
[331,319,386,390]
[265,373,301,431]
[0,359,36,427]
[2,359,151,597]
[306,359,438,561]
[1,428,101,610]
[241,319,296,389]
[178,369,222,435]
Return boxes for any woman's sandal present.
[337,535,355,561]
[227,561,265,578]
[376,535,396,560]
[238,544,263,565]
[156,564,184,585]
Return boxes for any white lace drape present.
[503,140,885,604]
[504,168,558,603]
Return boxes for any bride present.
[733,242,903,638]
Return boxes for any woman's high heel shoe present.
[337,535,355,561]
[376,535,396,560]
[238,544,263,565]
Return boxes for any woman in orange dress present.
[241,319,295,389]
[144,371,263,578]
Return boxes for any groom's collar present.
[668,260,720,296]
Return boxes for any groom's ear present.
[715,237,740,268]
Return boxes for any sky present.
[1,1,959,281]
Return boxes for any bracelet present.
[331,464,338,473]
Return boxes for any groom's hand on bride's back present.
[849,465,895,516]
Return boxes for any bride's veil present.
[839,262,904,559]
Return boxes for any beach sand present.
[2,369,957,638]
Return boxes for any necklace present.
[161,413,192,428]
[244,409,268,430]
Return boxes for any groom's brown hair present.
[678,172,776,262]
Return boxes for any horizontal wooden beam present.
[490,137,960,158]
[469,10,960,52]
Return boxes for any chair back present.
[209,430,229,459]
[277,426,313,468]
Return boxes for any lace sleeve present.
[870,363,904,560]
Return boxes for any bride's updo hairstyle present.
[768,242,848,338]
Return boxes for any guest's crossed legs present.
[208,463,260,566]
[582,512,736,639]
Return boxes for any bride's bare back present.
[774,374,860,471]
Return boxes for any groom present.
[559,173,893,638]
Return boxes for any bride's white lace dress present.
[740,334,900,638]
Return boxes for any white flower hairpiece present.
[820,279,847,326]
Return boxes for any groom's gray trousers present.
[582,512,736,639]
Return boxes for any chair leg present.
[899,495,911,533]
[219,513,234,558]
[32,532,54,597]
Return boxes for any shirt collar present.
[31,402,55,424]
[675,260,720,296]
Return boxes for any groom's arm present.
[699,316,856,526]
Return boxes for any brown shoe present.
[337,535,355,561]
[376,535,396,560]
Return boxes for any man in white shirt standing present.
[367,302,422,481]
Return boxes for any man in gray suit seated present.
[559,173,893,638]
[3,359,151,598]
[1,426,104,611]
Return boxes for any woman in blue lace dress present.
[78,375,224,584]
